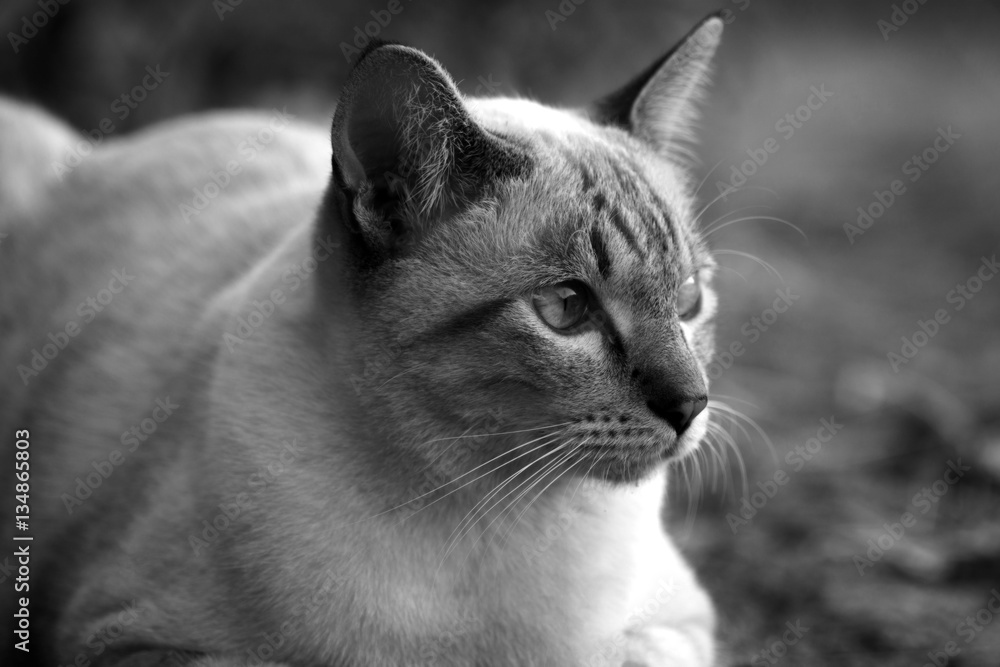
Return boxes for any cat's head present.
[323,16,722,485]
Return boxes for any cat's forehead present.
[469,97,704,292]
[469,97,593,140]
[468,97,691,221]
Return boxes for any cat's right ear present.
[590,14,723,157]
[329,42,529,258]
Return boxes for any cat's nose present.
[647,394,708,434]
[637,356,708,434]
[633,326,708,434]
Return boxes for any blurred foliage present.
[2,0,999,664]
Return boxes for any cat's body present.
[2,17,723,667]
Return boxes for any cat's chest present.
[270,456,670,664]
[347,472,669,664]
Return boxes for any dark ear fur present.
[591,14,723,155]
[329,42,529,257]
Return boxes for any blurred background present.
[2,0,998,664]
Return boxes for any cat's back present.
[0,103,331,301]
[0,101,331,375]
[0,102,332,535]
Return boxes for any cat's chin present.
[589,413,710,484]
[580,444,675,485]
[590,459,667,485]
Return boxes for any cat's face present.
[327,20,722,485]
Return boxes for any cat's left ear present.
[590,14,723,154]
[328,42,529,258]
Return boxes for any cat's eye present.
[676,273,702,320]
[532,282,590,331]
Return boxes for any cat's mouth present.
[568,410,709,483]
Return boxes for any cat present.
[1,13,724,667]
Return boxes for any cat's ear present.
[590,14,723,155]
[330,42,528,256]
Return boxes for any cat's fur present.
[1,15,723,667]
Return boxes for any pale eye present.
[532,282,589,331]
[676,274,702,320]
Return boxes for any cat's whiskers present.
[438,438,570,571]
[708,399,779,465]
[672,455,692,534]
[678,453,693,499]
[717,420,749,497]
[702,429,727,490]
[704,214,806,240]
[691,189,771,228]
[498,441,585,548]
[470,452,571,560]
[350,428,566,526]
[671,415,746,533]
[713,399,777,478]
[697,183,780,216]
[443,434,565,549]
[410,425,567,495]
[669,407,756,535]
[692,157,728,198]
[705,419,747,499]
[395,432,565,527]
[697,203,769,231]
[569,455,601,505]
[689,189,732,230]
[463,441,574,549]
[493,438,589,551]
[710,392,761,409]
[455,436,585,561]
[711,263,752,284]
[703,423,728,494]
[421,422,481,469]
[705,423,729,491]
[694,443,708,487]
[710,248,784,282]
[416,423,574,504]
[373,361,428,391]
[676,447,705,534]
[417,421,576,470]
[419,421,576,447]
